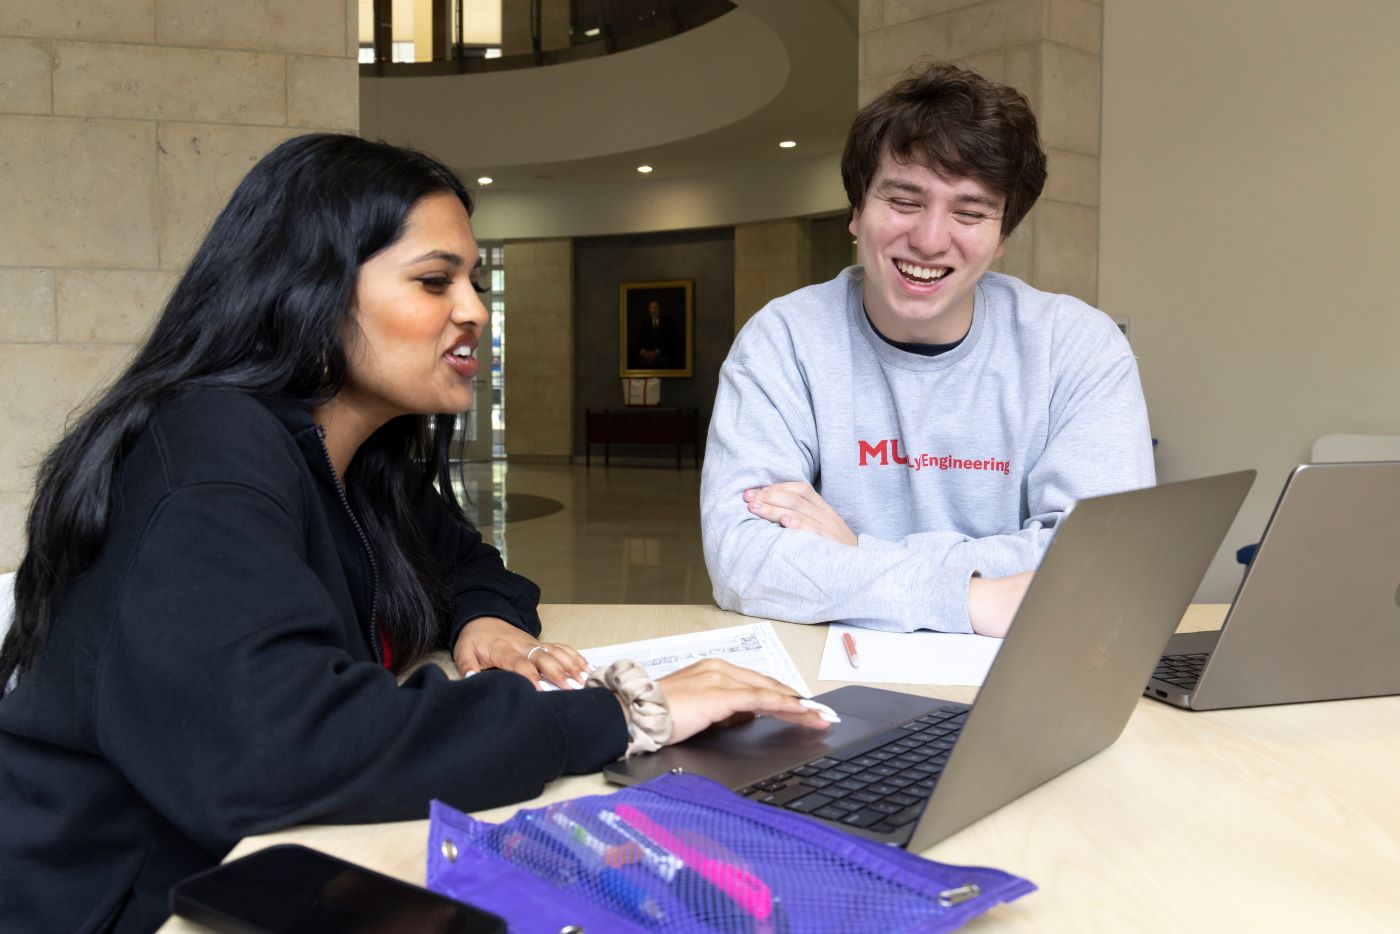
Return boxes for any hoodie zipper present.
[316,426,382,666]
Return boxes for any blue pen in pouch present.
[526,808,675,925]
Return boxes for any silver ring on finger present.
[526,645,551,661]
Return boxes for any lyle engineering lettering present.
[857,439,1011,475]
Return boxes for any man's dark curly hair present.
[841,62,1048,238]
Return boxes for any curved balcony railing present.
[361,0,735,77]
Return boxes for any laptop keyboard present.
[1152,653,1209,689]
[738,704,968,836]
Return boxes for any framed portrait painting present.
[619,280,693,378]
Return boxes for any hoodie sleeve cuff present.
[925,565,978,634]
[449,593,544,646]
[537,686,630,774]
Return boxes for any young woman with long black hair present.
[0,134,828,933]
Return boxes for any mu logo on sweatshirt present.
[856,438,1011,476]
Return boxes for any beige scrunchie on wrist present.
[587,659,673,758]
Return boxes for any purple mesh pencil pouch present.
[426,773,1034,933]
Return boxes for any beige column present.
[857,0,1102,303]
[733,219,813,332]
[0,0,359,569]
[501,0,535,56]
[539,0,572,52]
[503,239,573,462]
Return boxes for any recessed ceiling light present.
[477,176,493,185]
[636,165,653,174]
[583,27,601,38]
[779,140,797,149]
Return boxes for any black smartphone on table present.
[169,844,506,933]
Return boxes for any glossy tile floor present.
[455,461,712,605]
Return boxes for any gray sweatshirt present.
[701,267,1155,632]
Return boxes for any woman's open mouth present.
[444,342,478,378]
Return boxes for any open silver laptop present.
[1147,461,1400,710]
[606,471,1254,850]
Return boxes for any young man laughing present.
[700,63,1155,636]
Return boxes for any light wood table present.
[162,605,1400,932]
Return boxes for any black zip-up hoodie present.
[0,389,626,932]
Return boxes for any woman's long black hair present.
[1,134,477,688]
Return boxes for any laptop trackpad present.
[603,685,951,788]
[685,709,891,761]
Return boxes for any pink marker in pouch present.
[614,804,773,921]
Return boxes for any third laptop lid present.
[1151,461,1400,710]
[606,470,1254,850]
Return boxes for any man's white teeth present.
[896,261,950,282]
[451,345,474,358]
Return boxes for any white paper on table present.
[819,624,1002,687]
[577,622,812,697]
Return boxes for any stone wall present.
[503,238,574,461]
[857,0,1102,303]
[0,0,359,568]
[733,215,857,332]
[733,220,813,333]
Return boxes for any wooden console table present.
[584,407,700,469]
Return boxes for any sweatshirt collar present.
[847,266,986,372]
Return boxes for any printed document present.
[819,624,1001,687]
[580,622,812,697]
